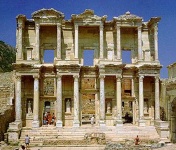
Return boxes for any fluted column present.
[56,75,63,127]
[57,23,61,59]
[17,23,23,59]
[35,23,40,60]
[155,76,160,120]
[116,75,123,126]
[15,75,22,122]
[138,26,142,61]
[32,75,40,128]
[154,25,158,61]
[99,24,104,59]
[99,75,105,126]
[116,26,121,60]
[74,24,78,59]
[73,75,80,127]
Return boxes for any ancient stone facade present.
[161,63,176,142]
[8,8,163,142]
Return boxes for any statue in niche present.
[27,101,32,115]
[106,102,111,114]
[66,99,71,113]
[144,101,148,114]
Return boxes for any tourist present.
[21,145,25,150]
[25,135,30,149]
[51,113,56,125]
[91,115,95,126]
[134,135,140,145]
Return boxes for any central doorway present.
[81,94,95,125]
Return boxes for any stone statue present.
[106,102,111,113]
[27,101,32,115]
[66,99,71,113]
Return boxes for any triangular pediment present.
[71,9,107,22]
[32,8,64,19]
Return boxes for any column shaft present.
[32,75,40,127]
[17,24,23,59]
[57,23,61,59]
[56,75,63,127]
[116,26,121,60]
[155,76,160,120]
[73,75,80,127]
[74,24,78,59]
[99,75,105,126]
[100,24,104,59]
[154,25,158,61]
[15,76,22,122]
[138,27,142,60]
[139,75,144,119]
[35,24,40,60]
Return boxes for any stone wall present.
[0,72,15,141]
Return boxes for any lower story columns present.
[73,75,80,127]
[32,75,40,128]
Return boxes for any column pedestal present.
[56,120,63,128]
[116,120,123,127]
[99,120,106,127]
[32,120,40,128]
[138,119,146,127]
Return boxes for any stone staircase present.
[19,124,160,147]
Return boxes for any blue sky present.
[0,0,176,78]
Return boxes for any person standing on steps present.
[91,115,95,126]
[25,135,30,149]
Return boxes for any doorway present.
[122,101,133,124]
[81,94,95,125]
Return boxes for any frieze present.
[43,78,54,96]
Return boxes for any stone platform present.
[19,124,160,147]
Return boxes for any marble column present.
[138,75,145,126]
[116,26,121,60]
[154,25,158,61]
[74,24,78,59]
[116,76,123,126]
[17,23,23,59]
[56,75,63,127]
[155,76,160,120]
[15,75,22,122]
[99,75,105,126]
[100,24,104,59]
[57,23,61,59]
[35,23,40,60]
[73,75,80,127]
[138,26,142,61]
[32,75,40,128]
[131,78,135,124]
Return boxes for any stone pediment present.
[32,8,64,19]
[114,11,142,22]
[71,9,107,22]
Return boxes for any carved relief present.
[43,78,54,96]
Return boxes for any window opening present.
[43,50,54,63]
[122,50,131,64]
[83,50,94,66]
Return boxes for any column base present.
[116,119,123,127]
[99,120,106,127]
[32,120,40,128]
[138,119,146,127]
[73,120,80,127]
[56,120,63,128]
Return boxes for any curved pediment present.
[114,11,142,22]
[71,9,107,22]
[32,8,64,19]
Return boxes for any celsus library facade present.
[12,8,162,130]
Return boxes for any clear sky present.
[0,0,176,78]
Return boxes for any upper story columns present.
[57,23,62,59]
[116,26,121,60]
[154,25,158,61]
[99,23,104,59]
[35,23,40,61]
[74,24,79,59]
[138,26,143,61]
